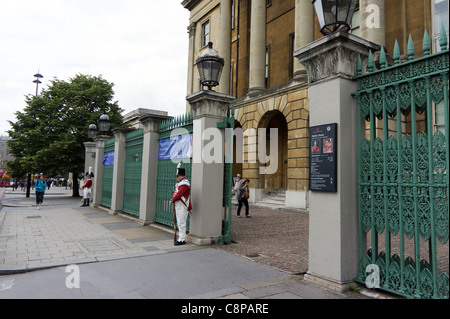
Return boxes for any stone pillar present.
[92,135,110,206]
[218,0,232,95]
[295,31,379,291]
[293,0,314,81]
[110,127,133,214]
[248,0,266,94]
[186,90,235,245]
[138,114,172,225]
[83,141,96,179]
[186,22,197,113]
[360,0,385,46]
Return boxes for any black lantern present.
[312,0,358,35]
[87,124,97,140]
[98,114,111,133]
[195,42,224,90]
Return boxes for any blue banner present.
[103,151,114,166]
[158,134,192,160]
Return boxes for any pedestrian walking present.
[34,174,47,210]
[81,171,94,207]
[236,179,251,218]
[170,164,192,246]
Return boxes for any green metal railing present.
[101,138,115,208]
[218,106,235,245]
[353,27,449,299]
[122,129,144,216]
[154,113,193,228]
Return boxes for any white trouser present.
[83,188,91,199]
[175,202,188,242]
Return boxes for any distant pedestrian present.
[34,175,47,210]
[81,171,93,207]
[236,179,251,218]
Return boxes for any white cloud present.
[0,0,190,136]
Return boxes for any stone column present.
[186,22,196,113]
[138,114,173,225]
[92,135,110,206]
[186,90,235,245]
[248,0,266,94]
[218,0,232,95]
[110,127,133,214]
[295,31,379,291]
[359,0,385,46]
[293,0,314,81]
[83,141,96,179]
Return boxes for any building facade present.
[182,0,449,209]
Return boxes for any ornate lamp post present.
[195,42,225,90]
[33,71,43,96]
[312,0,358,35]
[97,114,111,133]
[87,124,97,140]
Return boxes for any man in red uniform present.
[170,165,192,245]
[81,170,94,207]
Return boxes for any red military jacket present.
[82,179,92,189]
[172,178,192,212]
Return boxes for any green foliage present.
[7,74,125,180]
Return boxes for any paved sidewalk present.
[0,188,199,273]
[0,188,383,299]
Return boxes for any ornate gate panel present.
[354,29,449,299]
[218,106,235,245]
[101,137,115,208]
[122,129,144,216]
[154,114,193,228]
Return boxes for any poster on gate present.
[158,134,193,160]
[103,151,114,166]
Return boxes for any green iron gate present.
[353,29,449,299]
[218,106,235,245]
[154,113,193,228]
[122,129,144,216]
[153,109,235,244]
[101,137,115,208]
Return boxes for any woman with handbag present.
[35,174,47,210]
[237,179,251,218]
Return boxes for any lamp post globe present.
[195,42,225,90]
[87,124,97,140]
[98,114,111,133]
[312,0,358,35]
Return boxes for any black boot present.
[81,199,87,207]
[86,198,90,207]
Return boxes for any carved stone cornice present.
[182,0,201,11]
[294,31,380,84]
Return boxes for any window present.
[202,20,210,47]
[350,4,360,36]
[289,33,295,79]
[265,46,270,88]
[435,101,445,134]
[432,0,448,133]
[231,0,235,29]
[433,0,449,52]
[266,0,272,7]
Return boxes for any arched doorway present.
[258,110,288,193]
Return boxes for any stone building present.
[181,0,449,209]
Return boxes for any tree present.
[7,74,125,197]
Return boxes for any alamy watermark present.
[170,127,279,175]
[65,264,80,289]
[365,264,380,289]
[365,4,381,30]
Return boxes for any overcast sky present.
[0,0,190,137]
